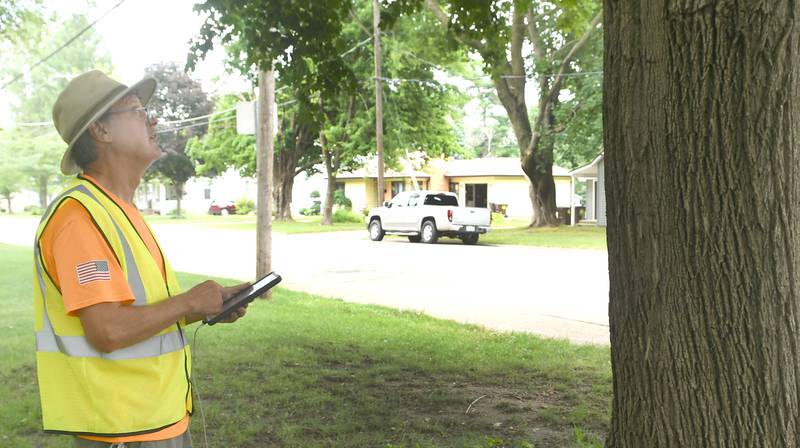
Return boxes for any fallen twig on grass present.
[465,394,489,415]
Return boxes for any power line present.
[12,106,238,128]
[158,107,235,126]
[1,0,128,91]
[156,114,236,134]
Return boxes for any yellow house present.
[334,158,573,218]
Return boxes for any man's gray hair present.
[71,129,99,170]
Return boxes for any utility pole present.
[256,69,275,289]
[373,0,385,206]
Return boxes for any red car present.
[208,201,237,215]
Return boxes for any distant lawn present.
[144,214,365,234]
[390,225,606,250]
[1,243,610,447]
[481,226,607,250]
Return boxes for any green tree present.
[550,23,603,170]
[189,1,354,222]
[187,95,257,178]
[388,0,602,226]
[186,92,321,221]
[1,13,112,207]
[145,62,213,218]
[0,131,26,212]
[318,2,464,224]
[0,0,42,43]
[189,0,464,224]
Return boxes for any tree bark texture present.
[273,168,295,221]
[605,1,800,446]
[272,112,318,221]
[37,176,48,209]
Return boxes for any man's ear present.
[87,121,112,144]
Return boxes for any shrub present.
[332,208,363,224]
[235,198,255,215]
[24,205,44,215]
[333,189,352,209]
[303,191,321,215]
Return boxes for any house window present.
[449,182,459,195]
[391,181,405,197]
[335,182,345,192]
[465,184,488,208]
[204,188,211,200]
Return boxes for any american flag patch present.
[76,260,111,285]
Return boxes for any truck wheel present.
[408,235,421,243]
[421,220,439,244]
[369,219,385,241]
[462,234,479,245]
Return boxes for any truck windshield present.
[424,194,458,206]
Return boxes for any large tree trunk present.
[490,6,560,227]
[320,130,335,226]
[605,1,800,446]
[273,151,296,221]
[273,175,294,221]
[4,194,12,214]
[174,182,183,218]
[37,175,48,209]
[527,165,558,227]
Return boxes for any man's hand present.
[182,280,226,317]
[219,282,251,324]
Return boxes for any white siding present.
[597,159,607,226]
[487,180,531,217]
[554,177,572,208]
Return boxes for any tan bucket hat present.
[52,70,156,175]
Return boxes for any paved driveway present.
[1,216,610,344]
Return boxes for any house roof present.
[445,157,571,177]
[336,166,430,180]
[333,157,571,180]
[569,153,604,178]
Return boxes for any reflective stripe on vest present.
[34,184,186,359]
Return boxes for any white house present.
[569,153,606,226]
[132,167,326,217]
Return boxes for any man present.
[34,70,249,447]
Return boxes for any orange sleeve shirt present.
[39,177,187,443]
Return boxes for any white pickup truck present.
[367,190,491,244]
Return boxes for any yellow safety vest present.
[33,176,192,437]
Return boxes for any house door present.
[465,184,488,208]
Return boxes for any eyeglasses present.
[104,106,157,123]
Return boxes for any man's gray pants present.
[73,430,191,448]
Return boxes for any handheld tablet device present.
[203,272,282,325]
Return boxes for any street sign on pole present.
[236,101,256,135]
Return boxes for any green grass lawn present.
[144,214,366,234]
[383,225,606,250]
[481,226,606,250]
[1,243,610,447]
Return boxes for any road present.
[0,216,610,344]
